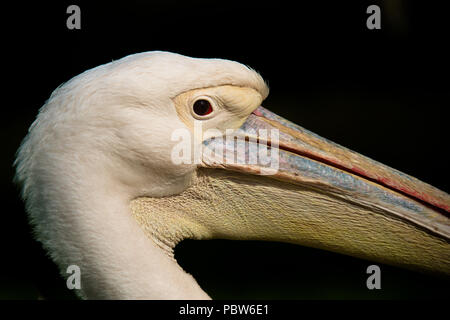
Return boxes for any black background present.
[2,1,449,299]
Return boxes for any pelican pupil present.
[193,99,213,116]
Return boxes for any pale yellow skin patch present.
[172,85,264,133]
[131,168,450,276]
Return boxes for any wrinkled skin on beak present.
[202,106,450,238]
[198,106,450,274]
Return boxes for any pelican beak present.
[201,106,450,239]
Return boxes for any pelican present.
[14,51,450,299]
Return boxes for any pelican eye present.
[193,99,213,117]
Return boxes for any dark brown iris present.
[193,99,213,116]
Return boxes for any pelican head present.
[15,51,450,299]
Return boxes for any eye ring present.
[191,97,215,119]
